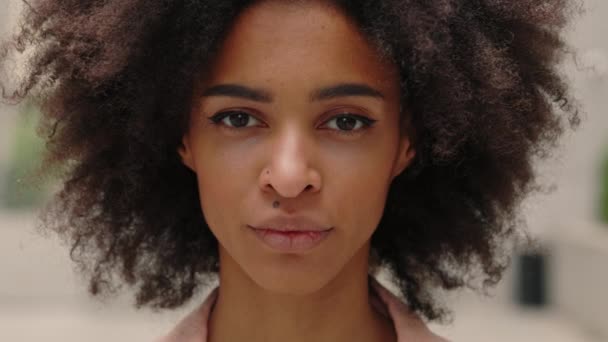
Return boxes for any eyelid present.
[320,104,377,122]
[207,109,266,128]
[320,113,377,134]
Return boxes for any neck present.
[207,245,396,342]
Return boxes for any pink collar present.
[156,276,447,342]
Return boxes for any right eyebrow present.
[201,84,273,103]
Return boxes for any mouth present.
[247,226,334,253]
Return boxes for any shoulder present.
[154,287,219,342]
[369,277,450,342]
[390,310,450,342]
[414,331,451,342]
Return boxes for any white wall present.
[521,1,608,338]
[524,0,608,233]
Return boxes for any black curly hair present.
[1,0,581,322]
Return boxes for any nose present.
[258,129,322,199]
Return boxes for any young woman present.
[1,0,580,341]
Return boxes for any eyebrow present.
[201,83,385,102]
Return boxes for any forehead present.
[202,1,398,94]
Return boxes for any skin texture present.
[178,2,414,341]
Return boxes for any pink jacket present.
[156,276,448,342]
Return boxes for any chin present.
[244,259,339,296]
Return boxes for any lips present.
[249,227,333,252]
[247,215,333,252]
[249,215,332,232]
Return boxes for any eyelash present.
[207,110,377,136]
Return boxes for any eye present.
[323,114,377,133]
[208,110,263,129]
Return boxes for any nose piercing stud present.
[272,200,280,208]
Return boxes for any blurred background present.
[1,0,607,341]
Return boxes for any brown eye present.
[208,110,262,128]
[324,114,376,132]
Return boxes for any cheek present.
[333,166,391,233]
[325,142,396,237]
[192,142,257,234]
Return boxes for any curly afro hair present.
[1,0,581,322]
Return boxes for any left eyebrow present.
[310,83,385,101]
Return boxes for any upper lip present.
[249,216,333,232]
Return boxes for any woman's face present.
[179,0,415,294]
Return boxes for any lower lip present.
[249,226,333,253]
